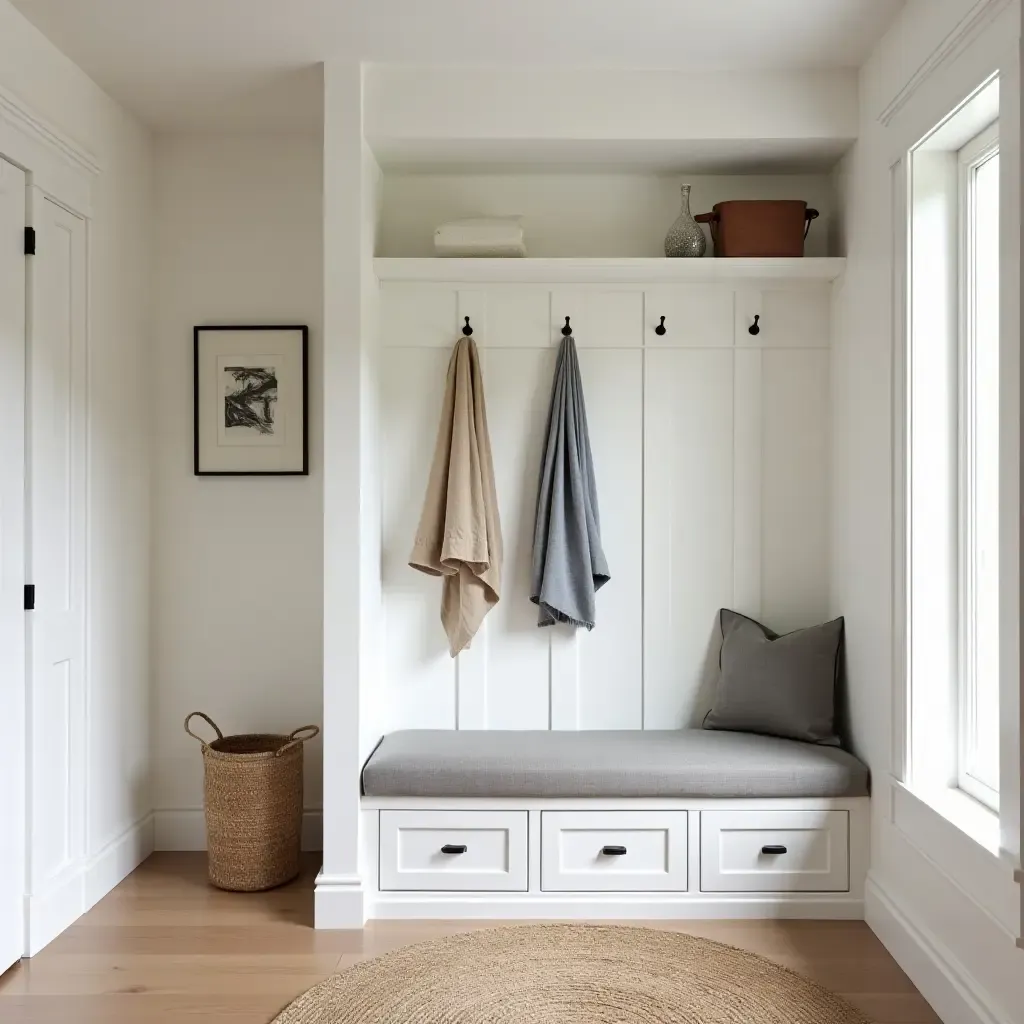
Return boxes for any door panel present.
[29,194,88,900]
[0,157,27,974]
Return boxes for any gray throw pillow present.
[703,609,844,745]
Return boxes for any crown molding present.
[0,83,101,177]
[877,0,1013,128]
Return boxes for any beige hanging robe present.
[409,336,502,657]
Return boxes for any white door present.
[27,192,88,933]
[0,157,28,973]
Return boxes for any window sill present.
[900,781,1001,855]
[890,780,1020,935]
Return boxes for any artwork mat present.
[194,325,308,475]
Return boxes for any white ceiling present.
[11,0,905,131]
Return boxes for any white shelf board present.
[373,257,846,285]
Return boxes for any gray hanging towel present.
[530,334,609,628]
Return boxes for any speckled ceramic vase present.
[664,184,707,258]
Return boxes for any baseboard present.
[367,893,865,921]
[84,813,155,910]
[866,875,1013,1024]
[315,871,366,928]
[25,864,85,957]
[153,808,323,851]
[26,813,153,957]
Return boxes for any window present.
[906,91,1003,822]
[956,123,1000,809]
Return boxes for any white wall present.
[0,0,154,917]
[379,173,837,258]
[365,66,858,169]
[151,134,325,848]
[833,1,1023,1021]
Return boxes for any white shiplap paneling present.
[378,280,831,734]
[381,282,456,348]
[645,286,735,348]
[477,346,556,729]
[737,287,832,349]
[550,288,644,348]
[380,345,457,729]
[733,348,764,619]
[575,349,644,729]
[643,348,736,729]
[761,348,831,632]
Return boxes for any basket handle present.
[277,724,320,757]
[804,208,820,238]
[184,711,223,747]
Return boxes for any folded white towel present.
[434,217,526,258]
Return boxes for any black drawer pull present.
[601,845,628,856]
[441,844,467,855]
[761,844,787,855]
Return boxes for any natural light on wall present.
[906,77,1001,820]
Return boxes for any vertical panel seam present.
[640,288,647,730]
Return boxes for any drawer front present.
[541,811,688,891]
[700,810,849,892]
[379,810,528,891]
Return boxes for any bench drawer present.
[700,810,849,892]
[379,810,528,891]
[541,811,688,891]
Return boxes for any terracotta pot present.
[695,200,819,257]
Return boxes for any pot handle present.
[694,211,717,245]
[804,208,820,238]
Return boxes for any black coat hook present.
[561,316,573,337]
[655,315,667,336]
[462,316,473,336]
[748,314,760,336]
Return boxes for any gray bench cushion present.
[361,729,870,799]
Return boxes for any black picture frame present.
[193,324,309,476]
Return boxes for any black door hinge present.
[24,227,36,256]
[24,585,35,610]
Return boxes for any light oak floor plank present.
[0,853,940,1023]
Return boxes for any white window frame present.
[956,120,1000,811]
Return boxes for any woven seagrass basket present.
[184,712,319,892]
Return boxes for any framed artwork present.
[194,325,308,476]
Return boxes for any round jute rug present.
[271,923,870,1024]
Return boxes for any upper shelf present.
[373,257,847,285]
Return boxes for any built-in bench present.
[362,728,870,800]
[359,729,870,921]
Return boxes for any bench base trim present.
[314,871,366,929]
[367,892,865,921]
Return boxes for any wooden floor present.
[0,853,940,1023]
